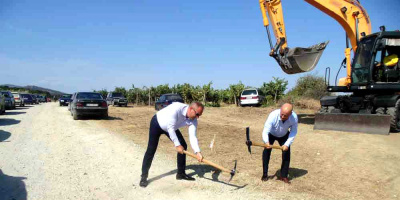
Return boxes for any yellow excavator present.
[259,0,400,134]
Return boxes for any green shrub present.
[205,102,220,107]
[288,73,327,100]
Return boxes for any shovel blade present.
[280,41,329,74]
[314,113,391,135]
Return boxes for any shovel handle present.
[183,150,231,174]
[251,142,282,150]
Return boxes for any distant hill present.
[1,84,22,88]
[0,84,66,96]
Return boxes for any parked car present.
[0,91,15,109]
[155,93,184,111]
[12,92,25,107]
[70,92,108,120]
[20,94,34,105]
[239,88,264,107]
[37,95,46,103]
[59,94,72,106]
[31,94,39,104]
[0,94,5,114]
[106,92,128,107]
[68,93,76,111]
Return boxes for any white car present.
[239,88,264,107]
[12,92,25,107]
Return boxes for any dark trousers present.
[141,115,188,179]
[262,132,291,178]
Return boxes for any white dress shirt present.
[156,102,201,153]
[262,109,298,147]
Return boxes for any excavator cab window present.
[352,36,377,84]
[373,38,400,83]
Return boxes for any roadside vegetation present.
[94,74,327,110]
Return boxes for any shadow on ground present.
[147,164,246,189]
[4,111,26,115]
[297,114,315,125]
[273,167,308,180]
[0,119,21,126]
[0,170,27,200]
[111,105,134,108]
[76,116,123,120]
[15,107,30,110]
[0,130,11,142]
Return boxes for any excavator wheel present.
[387,99,400,132]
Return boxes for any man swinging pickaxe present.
[245,127,282,154]
[183,150,237,182]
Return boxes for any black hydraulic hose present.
[265,25,274,50]
[335,58,347,86]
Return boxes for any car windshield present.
[242,90,257,95]
[62,94,72,98]
[112,93,123,97]
[77,93,103,100]
[166,95,182,101]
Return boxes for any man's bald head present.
[280,103,293,121]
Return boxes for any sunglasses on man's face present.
[192,107,201,117]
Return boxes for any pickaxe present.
[183,150,237,182]
[245,127,282,154]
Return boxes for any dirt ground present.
[96,104,400,199]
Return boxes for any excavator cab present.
[315,32,400,134]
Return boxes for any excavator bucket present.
[314,113,391,135]
[280,41,329,74]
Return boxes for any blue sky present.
[1,0,399,93]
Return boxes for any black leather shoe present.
[176,173,195,181]
[261,174,269,181]
[139,178,148,187]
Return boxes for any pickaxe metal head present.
[228,160,237,182]
[245,127,252,154]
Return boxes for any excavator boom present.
[259,0,371,76]
[259,0,329,74]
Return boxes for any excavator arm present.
[259,0,372,80]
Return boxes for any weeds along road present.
[0,103,277,200]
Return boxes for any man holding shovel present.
[140,102,204,188]
[261,103,298,184]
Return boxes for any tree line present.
[95,74,327,107]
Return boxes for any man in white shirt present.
[140,102,204,187]
[261,103,298,184]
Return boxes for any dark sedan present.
[70,92,108,120]
[155,93,184,111]
[20,94,34,105]
[59,94,72,106]
[31,94,39,104]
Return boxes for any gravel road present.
[0,103,278,200]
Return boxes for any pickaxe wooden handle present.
[245,127,282,154]
[183,150,232,174]
[248,141,283,150]
[183,150,237,182]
